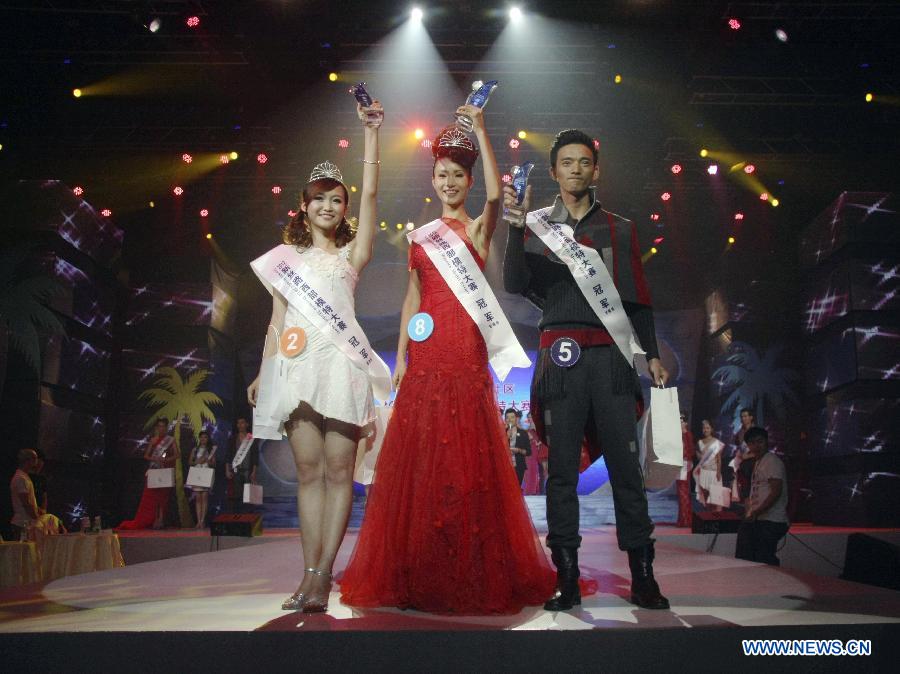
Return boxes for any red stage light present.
[502,174,512,184]
[186,16,200,28]
[734,212,744,220]
[744,164,755,174]
[653,236,665,245]
[593,139,600,150]
[288,210,297,218]
[650,213,660,221]
[728,18,741,30]
[219,154,230,164]
[182,153,193,164]
[272,185,282,195]
[200,209,209,217]
[670,164,682,174]
[509,138,520,149]
[100,208,111,217]
[173,186,184,196]
[661,192,671,201]
[73,186,84,196]
[759,192,769,201]
[256,153,268,164]
[338,138,350,149]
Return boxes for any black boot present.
[627,542,670,609]
[544,547,581,611]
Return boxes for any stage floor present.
[2,529,899,634]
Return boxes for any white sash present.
[408,220,530,381]
[250,244,392,401]
[525,208,645,367]
[231,435,253,471]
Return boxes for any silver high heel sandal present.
[281,567,317,611]
[299,568,332,614]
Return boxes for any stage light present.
[149,201,155,208]
[650,213,660,221]
[771,198,780,207]
[509,6,523,22]
[288,210,297,218]
[728,236,736,244]
[414,128,425,140]
[200,209,209,217]
[406,222,415,231]
[219,154,230,164]
[272,185,282,195]
[73,88,82,98]
[350,186,358,193]
[593,139,601,150]
[182,153,193,164]
[759,192,769,201]
[502,174,512,184]
[229,151,238,160]
[707,164,718,175]
[186,16,200,28]
[509,138,520,149]
[379,221,387,230]
[517,130,527,139]
[653,236,665,245]
[411,7,423,22]
[101,209,111,217]
[744,164,756,174]
[147,18,161,33]
[396,222,404,230]
[420,139,432,149]
[650,247,658,255]
[338,138,350,148]
[256,153,268,164]
[661,192,671,201]
[205,233,212,240]
[425,197,432,203]
[670,164,682,174]
[775,28,788,42]
[173,186,184,196]
[728,18,741,30]
[865,93,873,103]
[734,212,744,220]
[73,186,84,196]
[328,72,338,82]
[614,74,622,84]
[699,148,708,157]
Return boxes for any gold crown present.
[309,160,344,183]
[436,127,475,153]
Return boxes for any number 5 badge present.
[550,337,581,368]
[407,312,434,342]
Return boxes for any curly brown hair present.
[282,178,356,249]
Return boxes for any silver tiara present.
[309,160,344,183]
[436,127,475,153]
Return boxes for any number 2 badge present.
[408,312,434,342]
[550,337,581,368]
[280,327,307,358]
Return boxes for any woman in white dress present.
[247,98,384,613]
[693,419,724,511]
[188,431,216,528]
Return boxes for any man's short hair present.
[744,427,768,445]
[17,448,37,466]
[740,407,754,418]
[155,417,169,426]
[549,129,598,167]
[504,408,522,419]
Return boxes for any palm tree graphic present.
[712,341,799,431]
[139,367,222,527]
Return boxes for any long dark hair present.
[282,178,356,249]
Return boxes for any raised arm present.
[349,101,384,272]
[459,104,501,250]
[393,268,422,389]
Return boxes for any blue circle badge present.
[407,312,434,342]
[550,337,581,368]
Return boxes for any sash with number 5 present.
[525,208,645,367]
[250,244,393,403]
[408,220,531,381]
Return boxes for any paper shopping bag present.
[647,387,683,467]
[147,468,175,489]
[243,483,264,505]
[186,466,215,489]
[709,485,732,508]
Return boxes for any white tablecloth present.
[37,531,125,582]
[0,541,41,587]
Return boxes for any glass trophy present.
[455,79,499,132]
[503,161,534,226]
[350,82,382,125]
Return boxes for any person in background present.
[9,448,39,540]
[189,430,216,528]
[118,418,179,530]
[526,413,549,495]
[676,413,695,527]
[226,417,258,514]
[735,427,789,565]
[732,408,756,506]
[693,420,724,511]
[505,408,532,489]
[28,450,66,535]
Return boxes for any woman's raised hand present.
[457,104,484,133]
[358,100,384,129]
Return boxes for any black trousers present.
[539,346,653,551]
[515,459,527,487]
[735,519,788,566]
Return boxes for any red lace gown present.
[340,220,555,614]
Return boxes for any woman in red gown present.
[340,106,555,614]
[118,418,179,530]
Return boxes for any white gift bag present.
[186,466,215,489]
[243,483,264,505]
[147,468,175,489]
[252,326,288,440]
[646,387,684,467]
[709,485,732,508]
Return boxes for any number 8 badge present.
[550,337,581,368]
[407,312,434,342]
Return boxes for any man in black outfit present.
[503,129,670,611]
[504,408,532,488]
